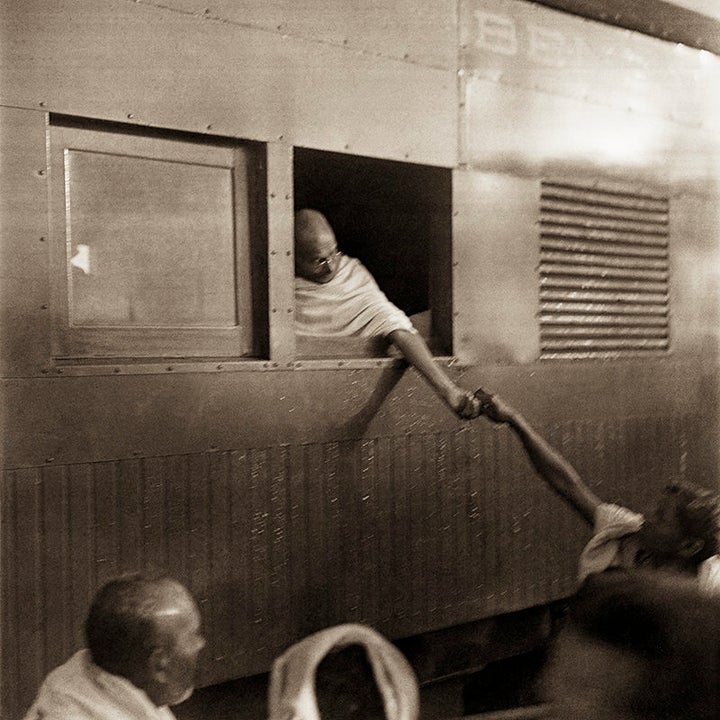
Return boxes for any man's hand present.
[454,391,482,420]
[474,389,515,424]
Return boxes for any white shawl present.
[295,256,415,339]
[23,650,175,720]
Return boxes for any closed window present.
[49,119,263,359]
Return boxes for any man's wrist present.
[505,411,524,429]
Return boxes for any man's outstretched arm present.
[388,329,480,419]
[477,391,601,525]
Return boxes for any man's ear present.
[148,647,169,682]
[679,537,704,558]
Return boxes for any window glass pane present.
[66,149,237,327]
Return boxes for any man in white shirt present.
[23,574,206,720]
[294,209,480,419]
[477,391,720,594]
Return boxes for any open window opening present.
[293,147,453,359]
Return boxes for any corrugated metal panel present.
[40,467,71,674]
[1,407,704,718]
[3,424,593,717]
[539,179,670,360]
[12,469,45,711]
[1,472,19,717]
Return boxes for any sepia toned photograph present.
[2,2,719,719]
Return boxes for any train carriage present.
[2,1,720,717]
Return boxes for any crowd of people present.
[23,568,720,720]
[21,209,720,719]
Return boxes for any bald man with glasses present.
[294,209,480,419]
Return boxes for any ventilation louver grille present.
[539,179,670,360]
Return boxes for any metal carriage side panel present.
[41,465,73,666]
[453,170,541,365]
[0,107,52,377]
[3,394,711,717]
[1,0,457,167]
[0,367,468,470]
[1,422,581,717]
[458,0,720,185]
[1,472,19,718]
[155,0,459,71]
[532,0,720,55]
[461,72,719,187]
[4,351,717,472]
[668,191,720,360]
[459,0,720,130]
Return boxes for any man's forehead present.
[154,590,201,633]
[297,228,336,256]
[296,210,334,241]
[151,581,197,613]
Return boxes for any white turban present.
[267,624,419,720]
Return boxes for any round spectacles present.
[310,250,341,268]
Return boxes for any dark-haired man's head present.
[85,574,205,707]
[315,643,386,720]
[639,481,720,571]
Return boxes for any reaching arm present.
[388,329,480,419]
[478,391,601,525]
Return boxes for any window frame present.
[291,146,454,362]
[42,122,454,374]
[48,120,260,360]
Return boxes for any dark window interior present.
[293,147,453,354]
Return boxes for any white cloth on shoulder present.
[577,503,644,583]
[23,649,175,720]
[698,554,720,596]
[294,255,415,339]
[578,503,720,597]
[267,623,419,720]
